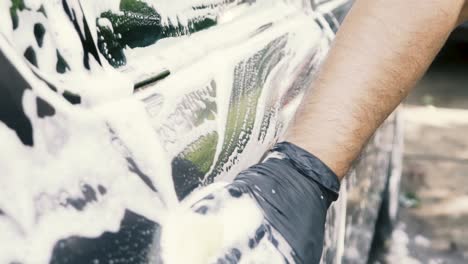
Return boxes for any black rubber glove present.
[188,142,341,264]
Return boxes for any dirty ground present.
[376,35,468,264]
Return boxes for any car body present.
[0,0,401,263]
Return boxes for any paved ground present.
[377,36,468,264]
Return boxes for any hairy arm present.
[288,0,468,179]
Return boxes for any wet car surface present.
[0,0,401,263]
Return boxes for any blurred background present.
[375,25,468,264]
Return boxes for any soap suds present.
[0,0,345,263]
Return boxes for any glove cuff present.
[270,142,341,201]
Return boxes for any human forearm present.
[288,0,467,179]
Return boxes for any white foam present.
[0,0,341,263]
[161,184,263,264]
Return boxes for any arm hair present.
[288,0,467,179]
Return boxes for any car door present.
[0,1,400,263]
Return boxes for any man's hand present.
[288,0,467,179]
[228,142,340,263]
[161,142,340,264]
